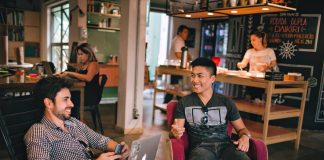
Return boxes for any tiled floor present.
[1,89,324,159]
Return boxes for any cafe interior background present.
[0,0,324,159]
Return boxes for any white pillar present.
[69,0,87,46]
[116,0,146,134]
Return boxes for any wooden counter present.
[153,66,308,150]
[99,63,119,87]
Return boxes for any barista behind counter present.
[237,31,277,100]
[164,25,192,103]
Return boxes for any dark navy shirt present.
[174,92,241,147]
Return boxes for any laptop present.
[128,134,161,160]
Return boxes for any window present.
[50,3,69,72]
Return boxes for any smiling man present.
[170,58,251,160]
[24,76,129,160]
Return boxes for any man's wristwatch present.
[240,133,252,139]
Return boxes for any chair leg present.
[115,101,118,126]
[95,105,104,134]
[90,106,97,130]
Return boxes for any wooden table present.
[0,75,86,121]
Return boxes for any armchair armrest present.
[247,138,268,160]
[169,132,189,160]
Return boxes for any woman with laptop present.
[59,43,100,106]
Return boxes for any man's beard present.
[54,110,71,121]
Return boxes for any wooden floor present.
[1,88,324,159]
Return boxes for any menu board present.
[261,13,321,52]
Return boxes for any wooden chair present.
[84,74,107,134]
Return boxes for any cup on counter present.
[109,55,118,64]
[249,0,255,5]
[230,0,238,7]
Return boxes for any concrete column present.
[116,0,147,134]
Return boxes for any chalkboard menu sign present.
[261,13,321,52]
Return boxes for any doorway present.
[145,11,170,81]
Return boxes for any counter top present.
[0,62,34,68]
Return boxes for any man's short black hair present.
[33,76,73,108]
[177,25,189,35]
[191,57,217,76]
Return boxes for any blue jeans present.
[188,141,250,160]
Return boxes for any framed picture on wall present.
[24,42,39,57]
[186,27,196,48]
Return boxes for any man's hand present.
[171,124,185,139]
[119,142,130,159]
[97,152,121,160]
[233,135,250,152]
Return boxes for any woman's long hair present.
[77,43,97,62]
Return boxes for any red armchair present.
[167,100,268,160]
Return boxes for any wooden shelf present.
[6,25,24,28]
[214,3,296,16]
[157,66,191,77]
[0,8,40,63]
[243,119,297,145]
[173,11,227,19]
[87,25,120,31]
[215,74,307,90]
[88,12,121,19]
[168,2,296,19]
[215,74,268,88]
[155,87,191,97]
[234,99,301,120]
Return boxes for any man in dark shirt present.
[171,58,251,160]
[24,76,129,160]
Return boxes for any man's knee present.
[189,147,216,160]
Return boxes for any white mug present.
[230,0,237,7]
[249,0,255,5]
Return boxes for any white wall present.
[169,17,201,59]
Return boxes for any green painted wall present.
[87,29,120,63]
[102,87,118,98]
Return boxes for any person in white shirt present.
[237,31,277,72]
[164,25,190,103]
[237,31,277,101]
[169,25,189,61]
